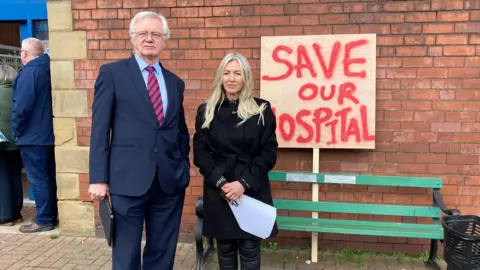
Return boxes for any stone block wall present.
[48,0,94,236]
[47,0,480,254]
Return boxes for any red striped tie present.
[145,66,164,125]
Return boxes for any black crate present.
[442,215,480,270]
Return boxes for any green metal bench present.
[194,171,460,270]
[270,171,460,270]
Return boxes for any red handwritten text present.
[272,106,375,145]
[261,39,368,81]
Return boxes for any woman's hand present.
[221,181,245,201]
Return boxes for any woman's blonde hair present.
[201,52,267,129]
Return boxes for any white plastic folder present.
[229,195,277,239]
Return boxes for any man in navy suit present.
[88,11,190,270]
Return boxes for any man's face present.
[20,49,28,65]
[132,18,166,60]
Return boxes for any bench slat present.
[277,216,443,239]
[268,171,442,188]
[274,199,441,218]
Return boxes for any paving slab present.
[0,207,449,269]
[0,233,448,270]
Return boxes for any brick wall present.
[71,0,480,254]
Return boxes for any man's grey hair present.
[128,11,171,41]
[0,65,18,84]
[22,37,45,57]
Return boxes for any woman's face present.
[222,60,244,98]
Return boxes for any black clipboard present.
[99,193,114,247]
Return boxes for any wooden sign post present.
[260,33,377,262]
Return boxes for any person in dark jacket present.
[193,52,278,270]
[12,38,57,233]
[0,64,24,226]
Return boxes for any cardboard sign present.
[260,34,377,149]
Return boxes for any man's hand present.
[221,181,245,201]
[89,183,109,201]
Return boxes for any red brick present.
[449,68,480,78]
[350,14,373,24]
[433,101,463,111]
[463,79,480,89]
[455,22,480,33]
[76,10,92,19]
[254,4,283,15]
[404,35,435,45]
[212,6,240,16]
[465,0,480,9]
[374,14,405,23]
[92,9,118,19]
[344,3,366,13]
[273,26,303,35]
[177,0,204,6]
[431,0,464,10]
[190,28,217,38]
[396,47,426,56]
[402,57,432,67]
[74,20,98,30]
[437,11,470,21]
[437,34,469,45]
[206,38,233,48]
[417,68,448,78]
[444,46,476,56]
[423,23,454,33]
[70,0,480,253]
[171,7,199,17]
[233,16,261,26]
[333,25,359,34]
[205,17,232,27]
[98,19,124,29]
[431,122,462,132]
[261,16,289,26]
[99,40,125,50]
[405,12,436,22]
[320,14,350,25]
[392,23,422,34]
[199,7,212,17]
[246,27,273,37]
[177,18,205,28]
[97,0,122,9]
[402,101,432,111]
[72,0,97,9]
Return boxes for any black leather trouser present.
[216,239,261,270]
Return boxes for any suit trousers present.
[0,150,23,222]
[111,176,185,270]
[19,145,58,226]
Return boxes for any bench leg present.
[195,216,205,270]
[194,197,215,270]
[424,239,441,270]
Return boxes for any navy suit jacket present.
[89,56,190,197]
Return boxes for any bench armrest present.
[433,190,461,216]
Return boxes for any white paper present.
[229,195,277,239]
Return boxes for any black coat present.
[193,97,279,240]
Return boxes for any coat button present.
[153,148,158,153]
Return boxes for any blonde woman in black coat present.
[193,52,278,270]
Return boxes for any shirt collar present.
[134,53,162,74]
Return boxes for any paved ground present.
[0,207,448,269]
[0,233,448,270]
